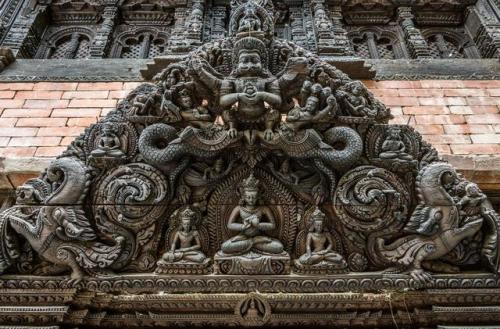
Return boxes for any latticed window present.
[118,33,167,59]
[427,34,465,59]
[352,36,370,58]
[48,33,91,59]
[375,37,395,59]
[351,33,396,59]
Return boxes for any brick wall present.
[0,82,141,158]
[0,80,499,189]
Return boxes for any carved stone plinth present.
[293,260,348,275]
[155,259,212,275]
[214,251,291,275]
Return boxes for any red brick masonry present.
[0,80,499,189]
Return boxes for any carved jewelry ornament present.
[1,0,500,327]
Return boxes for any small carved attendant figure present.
[337,81,376,117]
[90,122,125,158]
[379,127,414,162]
[297,208,345,267]
[186,7,204,32]
[220,174,284,255]
[238,4,262,33]
[457,183,487,217]
[176,87,213,129]
[267,159,299,185]
[203,158,225,180]
[287,94,337,131]
[278,159,299,185]
[158,207,207,264]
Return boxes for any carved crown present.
[242,173,260,192]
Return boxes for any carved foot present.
[62,277,83,288]
[409,268,433,286]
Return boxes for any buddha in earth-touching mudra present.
[297,208,345,267]
[157,207,207,264]
[220,174,284,255]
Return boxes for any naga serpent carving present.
[265,126,363,170]
[139,124,240,167]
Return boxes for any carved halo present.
[84,119,138,166]
[365,124,420,171]
[235,293,271,326]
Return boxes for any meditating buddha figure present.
[91,122,125,158]
[379,127,413,161]
[158,207,207,264]
[220,174,284,255]
[297,208,345,266]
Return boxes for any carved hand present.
[228,128,238,139]
[264,129,274,141]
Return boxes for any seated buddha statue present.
[220,174,284,256]
[296,208,347,270]
[90,122,125,158]
[379,127,414,161]
[157,207,207,265]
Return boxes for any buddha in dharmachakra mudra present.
[220,174,285,256]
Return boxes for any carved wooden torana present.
[1,1,500,327]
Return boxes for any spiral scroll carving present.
[93,163,169,231]
[334,166,409,233]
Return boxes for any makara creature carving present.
[0,0,499,287]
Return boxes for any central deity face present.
[237,51,263,76]
[181,216,193,232]
[244,190,258,206]
[312,219,323,233]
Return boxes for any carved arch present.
[348,26,406,59]
[35,27,95,59]
[109,26,170,59]
[422,27,481,59]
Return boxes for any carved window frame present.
[35,26,95,59]
[348,26,407,59]
[109,26,171,59]
[422,27,481,59]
